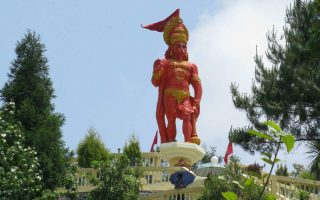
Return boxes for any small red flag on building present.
[224,142,233,164]
[150,131,158,152]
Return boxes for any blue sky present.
[1,0,307,169]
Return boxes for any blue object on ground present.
[169,171,195,189]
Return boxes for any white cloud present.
[189,0,298,166]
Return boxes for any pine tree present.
[230,0,320,153]
[77,127,109,168]
[123,135,142,167]
[1,30,67,189]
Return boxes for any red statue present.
[143,9,202,145]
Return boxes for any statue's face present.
[172,42,187,58]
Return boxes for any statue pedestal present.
[160,142,205,168]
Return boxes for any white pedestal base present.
[160,142,205,167]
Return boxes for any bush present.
[88,155,139,200]
[198,174,232,200]
[244,163,262,178]
[299,170,316,180]
[294,189,310,200]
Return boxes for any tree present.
[291,163,305,178]
[88,155,139,200]
[276,164,289,176]
[76,127,109,168]
[306,139,320,180]
[198,174,232,200]
[200,144,218,164]
[192,144,222,170]
[230,0,320,153]
[0,30,67,189]
[123,135,142,167]
[244,162,263,178]
[0,102,42,199]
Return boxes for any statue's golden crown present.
[163,17,189,45]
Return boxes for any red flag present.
[150,131,158,152]
[142,9,180,32]
[224,142,233,164]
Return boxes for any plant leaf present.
[274,158,281,163]
[264,121,282,132]
[244,177,254,187]
[261,152,272,159]
[222,192,238,200]
[248,130,274,141]
[262,157,273,165]
[281,134,295,153]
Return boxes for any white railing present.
[141,167,189,191]
[141,187,203,200]
[267,175,320,200]
[67,165,320,200]
[75,168,97,192]
[73,166,187,192]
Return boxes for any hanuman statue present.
[143,9,202,145]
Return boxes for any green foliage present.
[222,191,237,200]
[192,144,221,170]
[198,174,232,200]
[123,135,142,167]
[306,139,320,180]
[77,127,109,168]
[220,176,268,200]
[230,0,320,154]
[221,121,295,200]
[200,144,219,164]
[1,30,67,189]
[244,163,262,178]
[275,164,289,176]
[200,156,267,200]
[62,152,78,199]
[122,135,144,191]
[224,155,242,182]
[294,189,311,200]
[241,177,267,200]
[291,163,305,178]
[299,169,316,180]
[34,190,58,200]
[88,155,139,200]
[249,121,294,198]
[199,151,274,200]
[0,102,42,199]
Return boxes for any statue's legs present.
[179,99,193,142]
[182,116,192,142]
[164,95,177,142]
[156,112,168,143]
[166,116,177,142]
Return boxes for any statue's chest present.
[167,61,191,81]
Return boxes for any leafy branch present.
[222,120,295,200]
